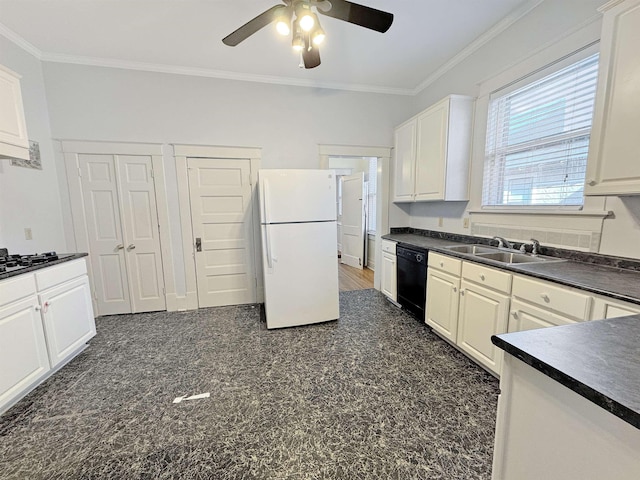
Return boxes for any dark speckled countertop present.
[492,316,640,429]
[383,232,640,306]
[0,253,88,281]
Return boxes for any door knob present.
[195,237,202,252]
[116,244,124,250]
[127,244,136,251]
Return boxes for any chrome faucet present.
[530,238,541,256]
[493,236,513,249]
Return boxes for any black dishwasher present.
[396,245,428,321]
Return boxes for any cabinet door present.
[585,0,640,195]
[40,276,96,367]
[393,119,416,202]
[380,252,397,301]
[508,299,578,333]
[0,296,50,411]
[591,296,640,320]
[414,99,448,201]
[457,280,510,375]
[425,269,460,342]
[0,66,29,159]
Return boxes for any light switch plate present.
[24,228,32,240]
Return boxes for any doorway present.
[174,145,262,310]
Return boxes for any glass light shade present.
[299,13,314,32]
[312,28,325,45]
[292,35,304,52]
[276,20,290,36]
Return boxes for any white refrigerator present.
[259,169,340,329]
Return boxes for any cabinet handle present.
[541,293,550,302]
[480,274,486,281]
[43,301,51,313]
[586,179,597,186]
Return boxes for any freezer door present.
[259,169,336,224]
[261,221,339,329]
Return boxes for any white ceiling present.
[0,0,538,94]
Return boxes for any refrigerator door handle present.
[263,178,272,225]
[265,226,273,268]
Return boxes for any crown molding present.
[39,52,415,96]
[0,22,43,59]
[412,0,545,95]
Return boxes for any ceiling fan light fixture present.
[292,32,304,52]
[276,19,290,36]
[298,10,315,32]
[312,26,325,46]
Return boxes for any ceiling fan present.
[222,0,394,69]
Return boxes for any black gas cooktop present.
[0,250,67,274]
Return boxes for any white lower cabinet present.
[0,296,50,409]
[39,276,96,367]
[0,259,96,415]
[591,294,640,320]
[458,279,510,375]
[509,299,578,332]
[380,240,397,302]
[425,269,460,342]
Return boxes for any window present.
[366,157,377,233]
[482,53,599,207]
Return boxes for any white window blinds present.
[482,53,599,207]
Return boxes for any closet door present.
[116,156,166,313]
[79,154,132,315]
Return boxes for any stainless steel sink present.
[475,251,566,264]
[445,244,500,254]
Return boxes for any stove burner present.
[0,265,5,273]
[0,251,60,270]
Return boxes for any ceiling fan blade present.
[317,0,393,33]
[302,42,321,69]
[222,5,287,46]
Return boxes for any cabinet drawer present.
[428,252,462,276]
[381,240,397,255]
[0,274,37,308]
[462,261,512,294]
[35,259,87,291]
[512,276,592,320]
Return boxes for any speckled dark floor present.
[0,289,499,479]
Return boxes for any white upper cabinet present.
[0,65,29,161]
[585,0,640,196]
[393,95,474,203]
[393,118,417,202]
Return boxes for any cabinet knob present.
[453,287,457,293]
[440,262,444,267]
[587,179,597,186]
[480,274,486,281]
[460,290,465,296]
[127,244,136,251]
[34,305,41,312]
[511,311,518,318]
[541,293,550,302]
[116,244,124,250]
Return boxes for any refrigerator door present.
[261,221,339,329]
[259,169,336,224]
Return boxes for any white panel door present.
[188,158,256,308]
[39,276,96,367]
[79,154,131,315]
[340,173,366,269]
[117,156,166,313]
[0,296,50,410]
[258,169,336,223]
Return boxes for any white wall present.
[0,36,66,253]
[388,0,640,259]
[41,63,413,295]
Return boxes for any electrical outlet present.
[463,218,470,229]
[24,228,32,240]
[438,217,443,227]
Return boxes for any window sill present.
[468,209,612,218]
